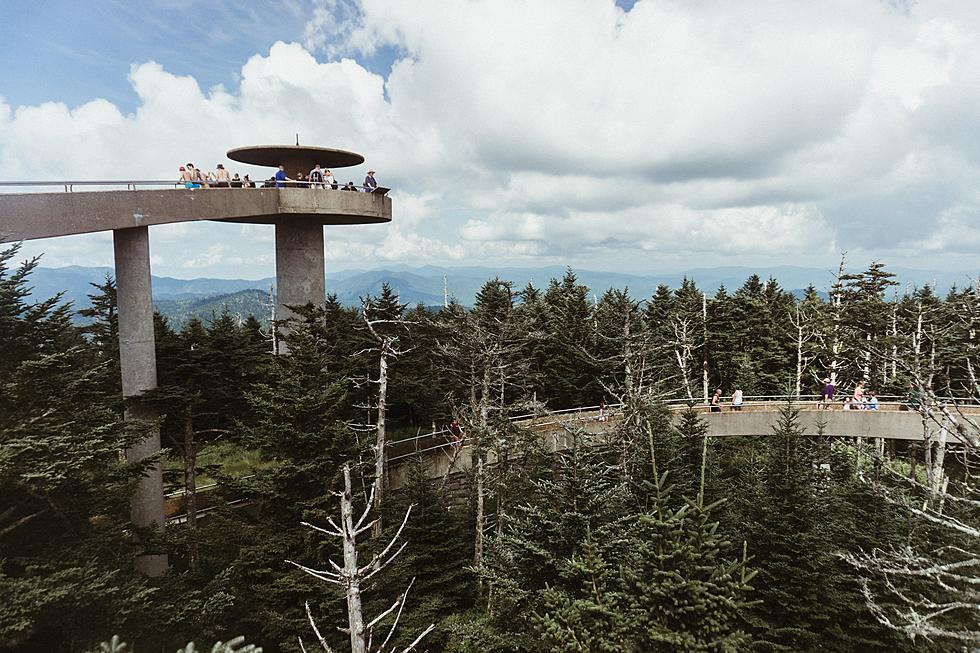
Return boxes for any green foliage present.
[96,633,262,653]
[365,463,474,649]
[454,409,755,652]
[7,253,979,651]
[0,245,159,652]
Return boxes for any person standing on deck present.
[731,388,743,411]
[309,164,325,188]
[820,378,835,409]
[364,169,378,192]
[275,164,292,188]
[710,388,723,413]
[214,164,230,187]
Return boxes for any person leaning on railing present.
[364,169,378,192]
[214,164,231,187]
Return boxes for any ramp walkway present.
[387,397,980,489]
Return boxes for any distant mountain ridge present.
[24,263,977,326]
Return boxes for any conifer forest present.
[3,242,980,652]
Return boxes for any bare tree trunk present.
[795,304,804,399]
[889,304,898,382]
[930,421,949,505]
[475,454,485,578]
[183,414,199,572]
[864,332,871,381]
[341,467,368,653]
[914,301,923,371]
[675,347,694,401]
[290,464,432,653]
[673,318,695,401]
[474,365,491,596]
[372,350,389,538]
[267,284,279,355]
[702,292,709,403]
[829,253,846,387]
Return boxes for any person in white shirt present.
[323,169,337,189]
[731,388,743,411]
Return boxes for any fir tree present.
[0,245,156,651]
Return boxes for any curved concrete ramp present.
[0,187,391,242]
[388,402,979,490]
[702,408,930,440]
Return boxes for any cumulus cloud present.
[2,0,980,279]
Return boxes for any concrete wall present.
[0,188,391,242]
[702,409,930,441]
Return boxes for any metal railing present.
[0,180,387,194]
[385,394,980,465]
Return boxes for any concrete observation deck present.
[0,186,390,242]
[0,143,391,576]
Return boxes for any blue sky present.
[1,1,979,281]
[2,2,332,111]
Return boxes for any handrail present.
[386,394,980,459]
[0,180,387,194]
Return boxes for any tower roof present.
[226,145,365,172]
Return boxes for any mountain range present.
[23,263,977,326]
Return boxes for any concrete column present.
[113,226,168,576]
[275,219,326,345]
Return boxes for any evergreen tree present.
[193,304,362,647]
[456,408,754,652]
[739,405,837,651]
[0,245,156,651]
[542,269,598,407]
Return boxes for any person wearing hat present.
[820,377,836,409]
[363,169,378,192]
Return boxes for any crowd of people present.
[178,162,379,192]
[820,378,880,410]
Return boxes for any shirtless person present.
[181,164,200,189]
[214,164,231,188]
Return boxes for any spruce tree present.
[0,245,156,651]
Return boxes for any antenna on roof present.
[295,133,300,146]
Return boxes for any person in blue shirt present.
[275,164,292,188]
[867,391,879,410]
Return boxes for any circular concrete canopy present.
[226,145,365,174]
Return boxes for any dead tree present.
[287,465,433,653]
[826,252,847,387]
[354,298,412,538]
[841,284,980,643]
[701,292,710,404]
[589,298,676,485]
[670,316,701,402]
[790,301,819,399]
[432,286,534,591]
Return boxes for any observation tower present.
[0,144,392,575]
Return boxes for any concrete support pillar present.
[113,226,168,577]
[275,219,326,345]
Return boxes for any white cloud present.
[3,0,980,278]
